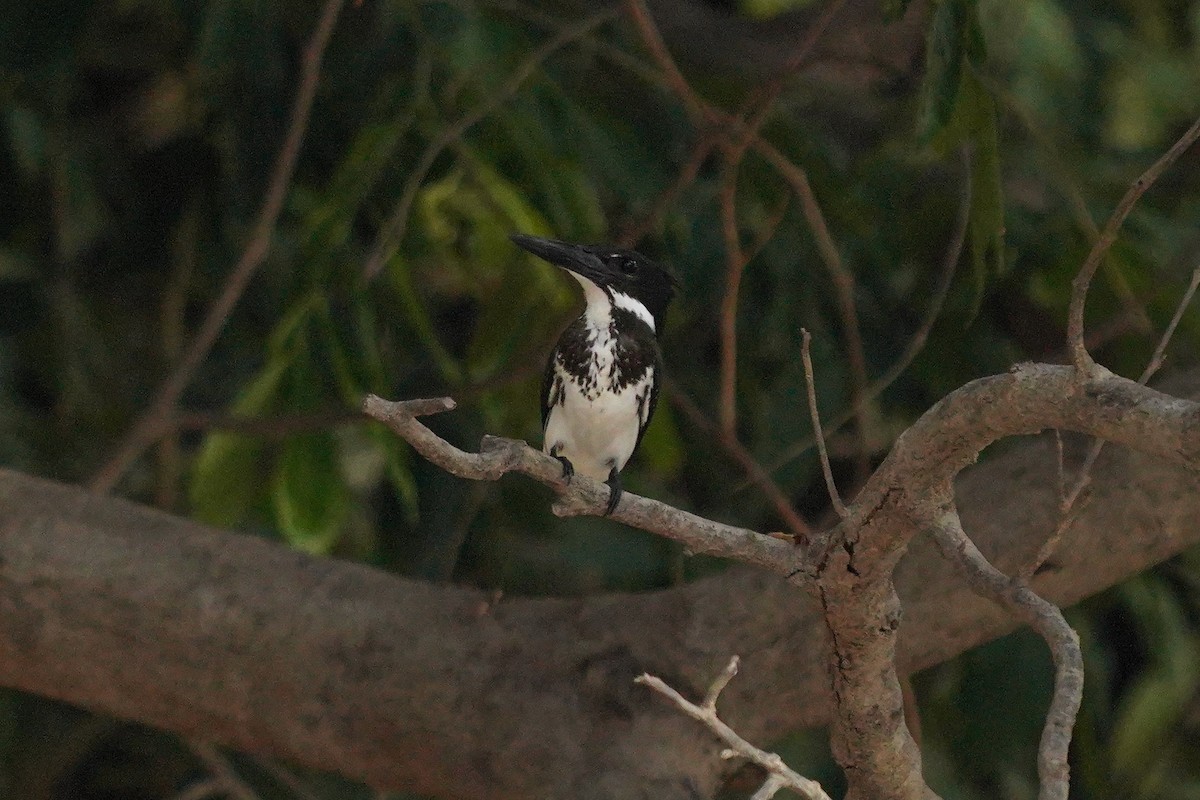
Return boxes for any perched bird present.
[511,233,677,515]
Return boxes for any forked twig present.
[1067,114,1200,376]
[636,657,832,800]
[1024,264,1200,579]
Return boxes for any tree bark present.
[0,375,1196,798]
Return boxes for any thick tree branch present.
[0,364,1198,798]
[363,365,1200,799]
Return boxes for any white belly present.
[544,368,653,481]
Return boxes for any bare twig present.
[89,0,345,494]
[1143,265,1200,380]
[361,395,803,575]
[800,329,846,518]
[616,5,871,477]
[615,0,839,250]
[927,503,1082,800]
[636,657,832,800]
[1024,263,1200,578]
[731,0,851,158]
[361,9,616,281]
[189,742,262,800]
[1067,114,1200,376]
[668,382,813,539]
[989,78,1150,336]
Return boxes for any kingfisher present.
[511,233,677,516]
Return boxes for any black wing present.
[540,350,560,433]
[632,348,663,454]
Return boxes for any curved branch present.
[925,501,1082,800]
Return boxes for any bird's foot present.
[604,467,623,516]
[549,444,574,485]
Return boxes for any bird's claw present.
[550,448,574,485]
[604,467,622,516]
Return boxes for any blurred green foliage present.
[1,0,1200,797]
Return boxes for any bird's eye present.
[618,257,639,275]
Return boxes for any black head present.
[511,233,678,331]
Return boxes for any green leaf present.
[369,423,421,525]
[927,65,1005,312]
[918,0,971,144]
[188,356,290,528]
[271,432,351,554]
[1110,579,1200,784]
[5,107,45,178]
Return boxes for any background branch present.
[88,0,346,494]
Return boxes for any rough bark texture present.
[0,374,1197,797]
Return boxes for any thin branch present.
[669,382,813,539]
[988,78,1151,336]
[361,394,804,576]
[614,9,872,479]
[615,133,718,247]
[614,0,839,249]
[1143,265,1200,380]
[800,329,846,518]
[731,0,851,158]
[361,9,617,281]
[926,504,1082,800]
[718,168,748,437]
[755,138,873,481]
[702,654,740,709]
[620,0,706,124]
[88,0,345,494]
[1023,263,1200,579]
[636,657,832,800]
[752,150,972,481]
[1067,114,1200,376]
